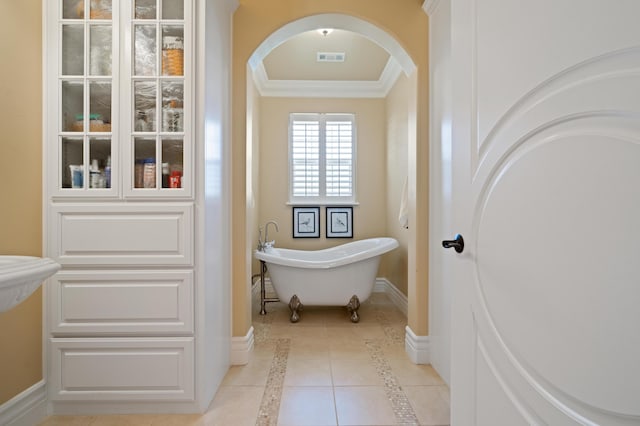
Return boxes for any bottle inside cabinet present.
[61,137,84,189]
[89,138,111,188]
[60,137,111,189]
[162,138,183,188]
[134,138,156,189]
[162,26,184,77]
[132,137,184,190]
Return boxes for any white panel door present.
[449,1,640,424]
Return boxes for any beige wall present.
[257,97,387,258]
[0,0,43,404]
[0,0,427,405]
[233,0,429,337]
[383,74,411,296]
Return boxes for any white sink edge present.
[0,256,61,313]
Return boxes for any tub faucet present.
[264,220,279,249]
[258,220,279,251]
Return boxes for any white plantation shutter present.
[325,120,353,197]
[291,120,320,197]
[289,113,355,203]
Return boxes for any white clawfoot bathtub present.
[254,237,398,322]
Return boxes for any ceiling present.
[254,29,402,98]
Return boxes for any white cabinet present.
[50,203,193,266]
[50,270,194,335]
[44,0,198,408]
[50,338,194,401]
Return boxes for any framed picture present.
[326,206,353,238]
[292,206,320,238]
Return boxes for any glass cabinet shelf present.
[53,0,190,197]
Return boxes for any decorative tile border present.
[255,338,290,426]
[253,293,416,425]
[253,314,274,343]
[374,308,405,345]
[365,339,420,426]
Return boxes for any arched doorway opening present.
[231,4,430,366]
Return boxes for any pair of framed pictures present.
[292,206,353,238]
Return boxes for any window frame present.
[288,112,357,205]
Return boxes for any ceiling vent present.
[317,52,345,62]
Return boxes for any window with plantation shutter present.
[289,113,356,203]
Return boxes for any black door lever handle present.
[442,234,464,253]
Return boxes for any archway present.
[231,2,430,364]
[247,13,415,76]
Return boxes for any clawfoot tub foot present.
[288,294,303,323]
[346,295,361,323]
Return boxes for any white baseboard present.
[0,380,47,426]
[230,326,254,365]
[374,280,429,365]
[405,325,430,365]
[374,278,408,317]
[49,400,200,415]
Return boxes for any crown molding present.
[253,57,402,98]
[253,61,270,89]
[379,57,403,96]
[423,0,441,16]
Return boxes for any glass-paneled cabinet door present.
[126,0,191,197]
[57,0,117,196]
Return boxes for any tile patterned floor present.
[39,292,450,426]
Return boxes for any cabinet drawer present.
[50,337,194,401]
[50,270,194,335]
[49,203,193,266]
